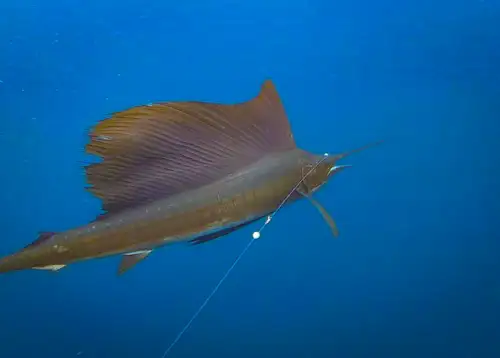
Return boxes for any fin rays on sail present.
[85,80,296,216]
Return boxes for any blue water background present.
[0,1,499,357]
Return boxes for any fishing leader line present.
[160,237,254,358]
[160,153,330,358]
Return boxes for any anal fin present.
[118,250,152,275]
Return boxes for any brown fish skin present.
[0,79,380,274]
[0,149,338,274]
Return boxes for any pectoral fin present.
[297,190,339,238]
[118,250,152,275]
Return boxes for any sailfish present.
[0,80,380,275]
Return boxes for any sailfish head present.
[300,140,383,194]
[284,141,382,239]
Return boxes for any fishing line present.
[160,153,329,357]
[160,238,254,358]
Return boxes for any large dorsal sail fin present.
[84,80,296,216]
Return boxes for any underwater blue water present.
[1,0,499,357]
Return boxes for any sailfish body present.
[0,81,378,275]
